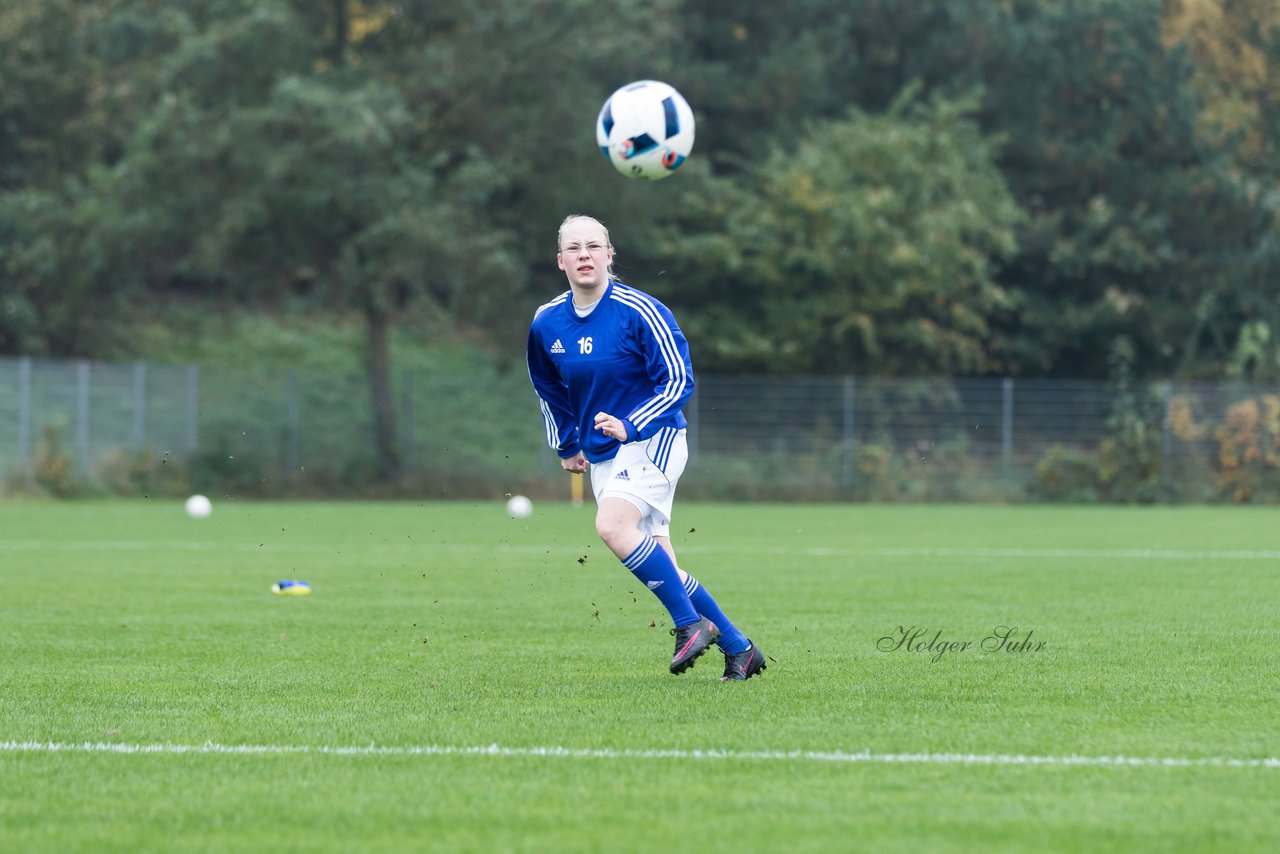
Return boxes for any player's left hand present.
[593,412,628,441]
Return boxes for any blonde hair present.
[557,214,616,279]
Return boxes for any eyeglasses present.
[560,242,608,255]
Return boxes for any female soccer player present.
[525,214,765,680]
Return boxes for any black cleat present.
[670,616,719,674]
[720,642,766,681]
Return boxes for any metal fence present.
[2,356,1278,501]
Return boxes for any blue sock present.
[678,569,750,655]
[622,537,699,627]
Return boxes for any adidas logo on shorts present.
[615,469,630,480]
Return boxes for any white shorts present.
[590,427,688,538]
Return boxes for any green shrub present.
[30,423,82,498]
[1032,444,1100,502]
[1212,394,1280,503]
[96,448,190,498]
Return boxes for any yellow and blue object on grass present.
[271,580,312,596]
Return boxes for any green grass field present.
[2,500,1278,852]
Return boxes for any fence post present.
[1161,381,1173,489]
[133,362,147,452]
[76,360,91,472]
[17,357,32,469]
[842,376,856,492]
[186,365,200,454]
[1002,377,1014,497]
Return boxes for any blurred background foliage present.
[2,0,1279,481]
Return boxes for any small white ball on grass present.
[506,495,533,519]
[185,494,212,519]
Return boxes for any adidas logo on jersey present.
[550,339,565,354]
[615,469,630,481]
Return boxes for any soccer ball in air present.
[185,494,212,519]
[596,80,695,180]
[506,495,533,519]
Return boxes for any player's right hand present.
[560,452,588,473]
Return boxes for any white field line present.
[3,540,1280,560]
[1,740,1277,769]
[797,546,1280,560]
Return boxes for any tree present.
[1163,0,1280,378]
[0,0,172,354]
[1163,0,1280,182]
[650,92,1023,375]
[675,0,1277,379]
[95,0,685,476]
[106,2,519,476]
[979,0,1276,378]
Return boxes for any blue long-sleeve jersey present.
[526,281,694,464]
